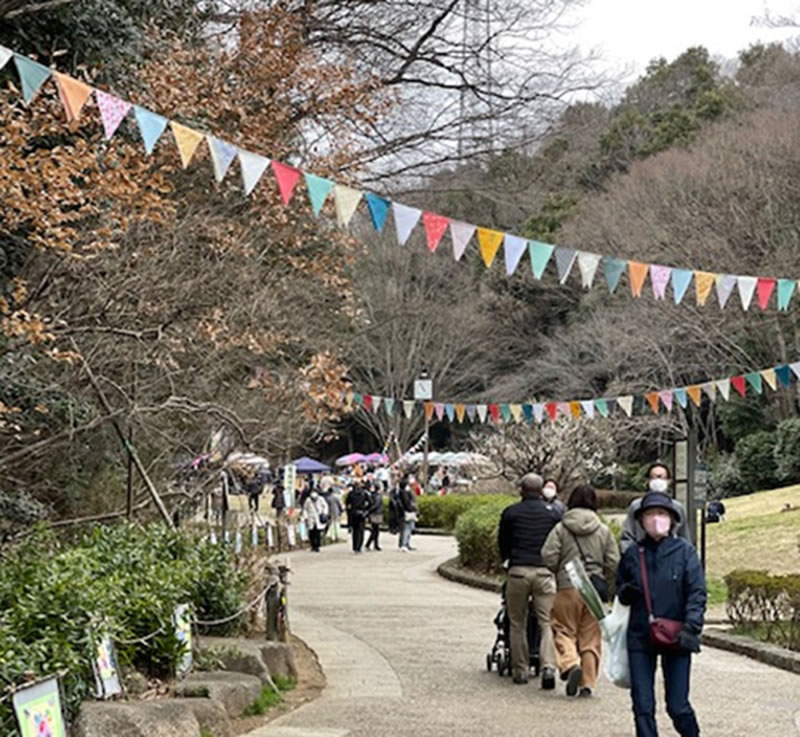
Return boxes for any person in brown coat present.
[542,484,620,697]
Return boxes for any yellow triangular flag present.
[510,404,523,423]
[477,228,503,268]
[686,385,702,407]
[334,184,362,227]
[54,72,93,121]
[761,368,777,391]
[455,403,466,423]
[695,271,715,307]
[569,400,581,419]
[170,121,205,169]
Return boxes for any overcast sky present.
[570,0,800,80]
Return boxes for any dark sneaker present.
[566,666,583,697]
[541,666,556,690]
[579,687,593,698]
[512,673,529,685]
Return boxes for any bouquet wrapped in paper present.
[565,558,608,622]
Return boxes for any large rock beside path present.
[73,700,209,737]
[196,635,297,681]
[176,670,263,717]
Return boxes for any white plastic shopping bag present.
[601,597,631,688]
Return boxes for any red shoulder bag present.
[638,546,683,649]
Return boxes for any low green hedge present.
[454,497,515,574]
[381,493,515,530]
[0,523,248,736]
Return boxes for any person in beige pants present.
[499,473,562,687]
[542,484,620,697]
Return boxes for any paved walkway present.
[250,536,800,737]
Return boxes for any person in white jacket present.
[303,489,329,552]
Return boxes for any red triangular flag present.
[756,277,776,311]
[272,161,301,206]
[488,404,500,422]
[731,375,746,398]
[362,394,373,411]
[422,212,450,253]
[545,402,558,421]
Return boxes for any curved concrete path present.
[251,536,800,737]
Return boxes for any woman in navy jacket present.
[616,492,706,737]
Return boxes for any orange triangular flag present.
[628,261,649,298]
[645,392,660,414]
[424,401,434,422]
[477,228,503,268]
[695,271,715,306]
[569,401,581,419]
[686,385,702,407]
[455,403,466,423]
[170,121,205,169]
[54,72,93,121]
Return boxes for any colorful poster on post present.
[173,604,193,677]
[12,676,66,737]
[92,633,123,698]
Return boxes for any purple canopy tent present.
[336,453,366,467]
[291,456,331,474]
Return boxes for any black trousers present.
[365,523,381,549]
[309,527,322,551]
[350,516,365,551]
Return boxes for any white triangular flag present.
[334,184,362,226]
[702,382,716,401]
[580,400,595,418]
[737,276,758,311]
[372,396,382,413]
[450,221,476,261]
[392,203,422,245]
[476,404,488,423]
[0,46,12,71]
[577,252,602,289]
[716,378,730,401]
[403,400,415,419]
[791,362,800,380]
[617,396,633,417]
[208,136,237,183]
[532,404,544,424]
[238,149,270,196]
[503,234,528,276]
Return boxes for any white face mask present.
[648,478,669,494]
[310,491,318,499]
[543,485,557,501]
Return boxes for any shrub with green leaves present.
[735,430,778,493]
[417,494,513,530]
[0,523,248,736]
[774,418,800,485]
[454,497,514,573]
[709,453,746,498]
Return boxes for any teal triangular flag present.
[500,404,512,423]
[522,404,534,424]
[13,55,51,103]
[776,365,792,386]
[745,372,763,394]
[445,403,455,422]
[671,269,693,305]
[673,388,688,408]
[384,398,395,415]
[529,241,554,280]
[352,392,363,406]
[134,106,168,155]
[604,258,626,293]
[778,279,796,311]
[365,193,390,232]
[594,398,609,417]
[305,173,334,216]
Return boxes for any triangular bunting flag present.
[702,382,716,401]
[238,150,270,196]
[731,376,746,397]
[617,396,633,417]
[134,106,168,155]
[384,398,395,416]
[466,404,477,422]
[0,46,11,71]
[695,271,715,306]
[555,247,577,284]
[650,265,671,300]
[577,252,602,289]
[372,396,382,413]
[272,161,302,206]
[504,234,527,276]
[476,404,488,423]
[715,274,737,309]
[445,403,455,422]
[208,136,237,183]
[756,277,776,311]
[545,402,558,421]
[778,279,796,311]
[760,369,777,391]
[434,403,445,421]
[671,269,693,305]
[745,372,763,394]
[674,388,688,408]
[580,400,595,418]
[737,276,758,311]
[352,392,363,407]
[305,173,334,216]
[334,184,362,226]
[424,401,435,421]
[776,365,792,387]
[450,221,476,261]
[499,404,512,423]
[488,404,501,423]
[558,402,572,419]
[645,392,660,414]
[529,241,555,280]
[478,228,504,268]
[628,261,649,298]
[53,73,92,121]
[455,403,466,423]
[509,404,523,423]
[365,193,390,232]
[422,212,450,253]
[522,404,534,425]
[13,55,51,103]
[658,390,673,412]
[687,385,702,407]
[403,400,415,419]
[595,398,609,418]
[533,404,545,424]
[604,258,627,294]
[791,362,800,380]
[362,394,373,411]
[169,121,204,169]
[393,203,422,246]
[716,379,730,401]
[96,90,132,140]
[569,401,581,420]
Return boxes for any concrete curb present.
[701,628,800,676]
[437,556,502,593]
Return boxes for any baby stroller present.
[486,581,541,677]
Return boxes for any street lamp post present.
[413,369,433,491]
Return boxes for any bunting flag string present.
[344,360,800,426]
[2,45,800,312]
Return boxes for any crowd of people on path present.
[499,463,706,737]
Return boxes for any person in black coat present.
[616,492,706,737]
[364,484,384,551]
[345,482,370,553]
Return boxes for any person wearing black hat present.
[616,492,706,737]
